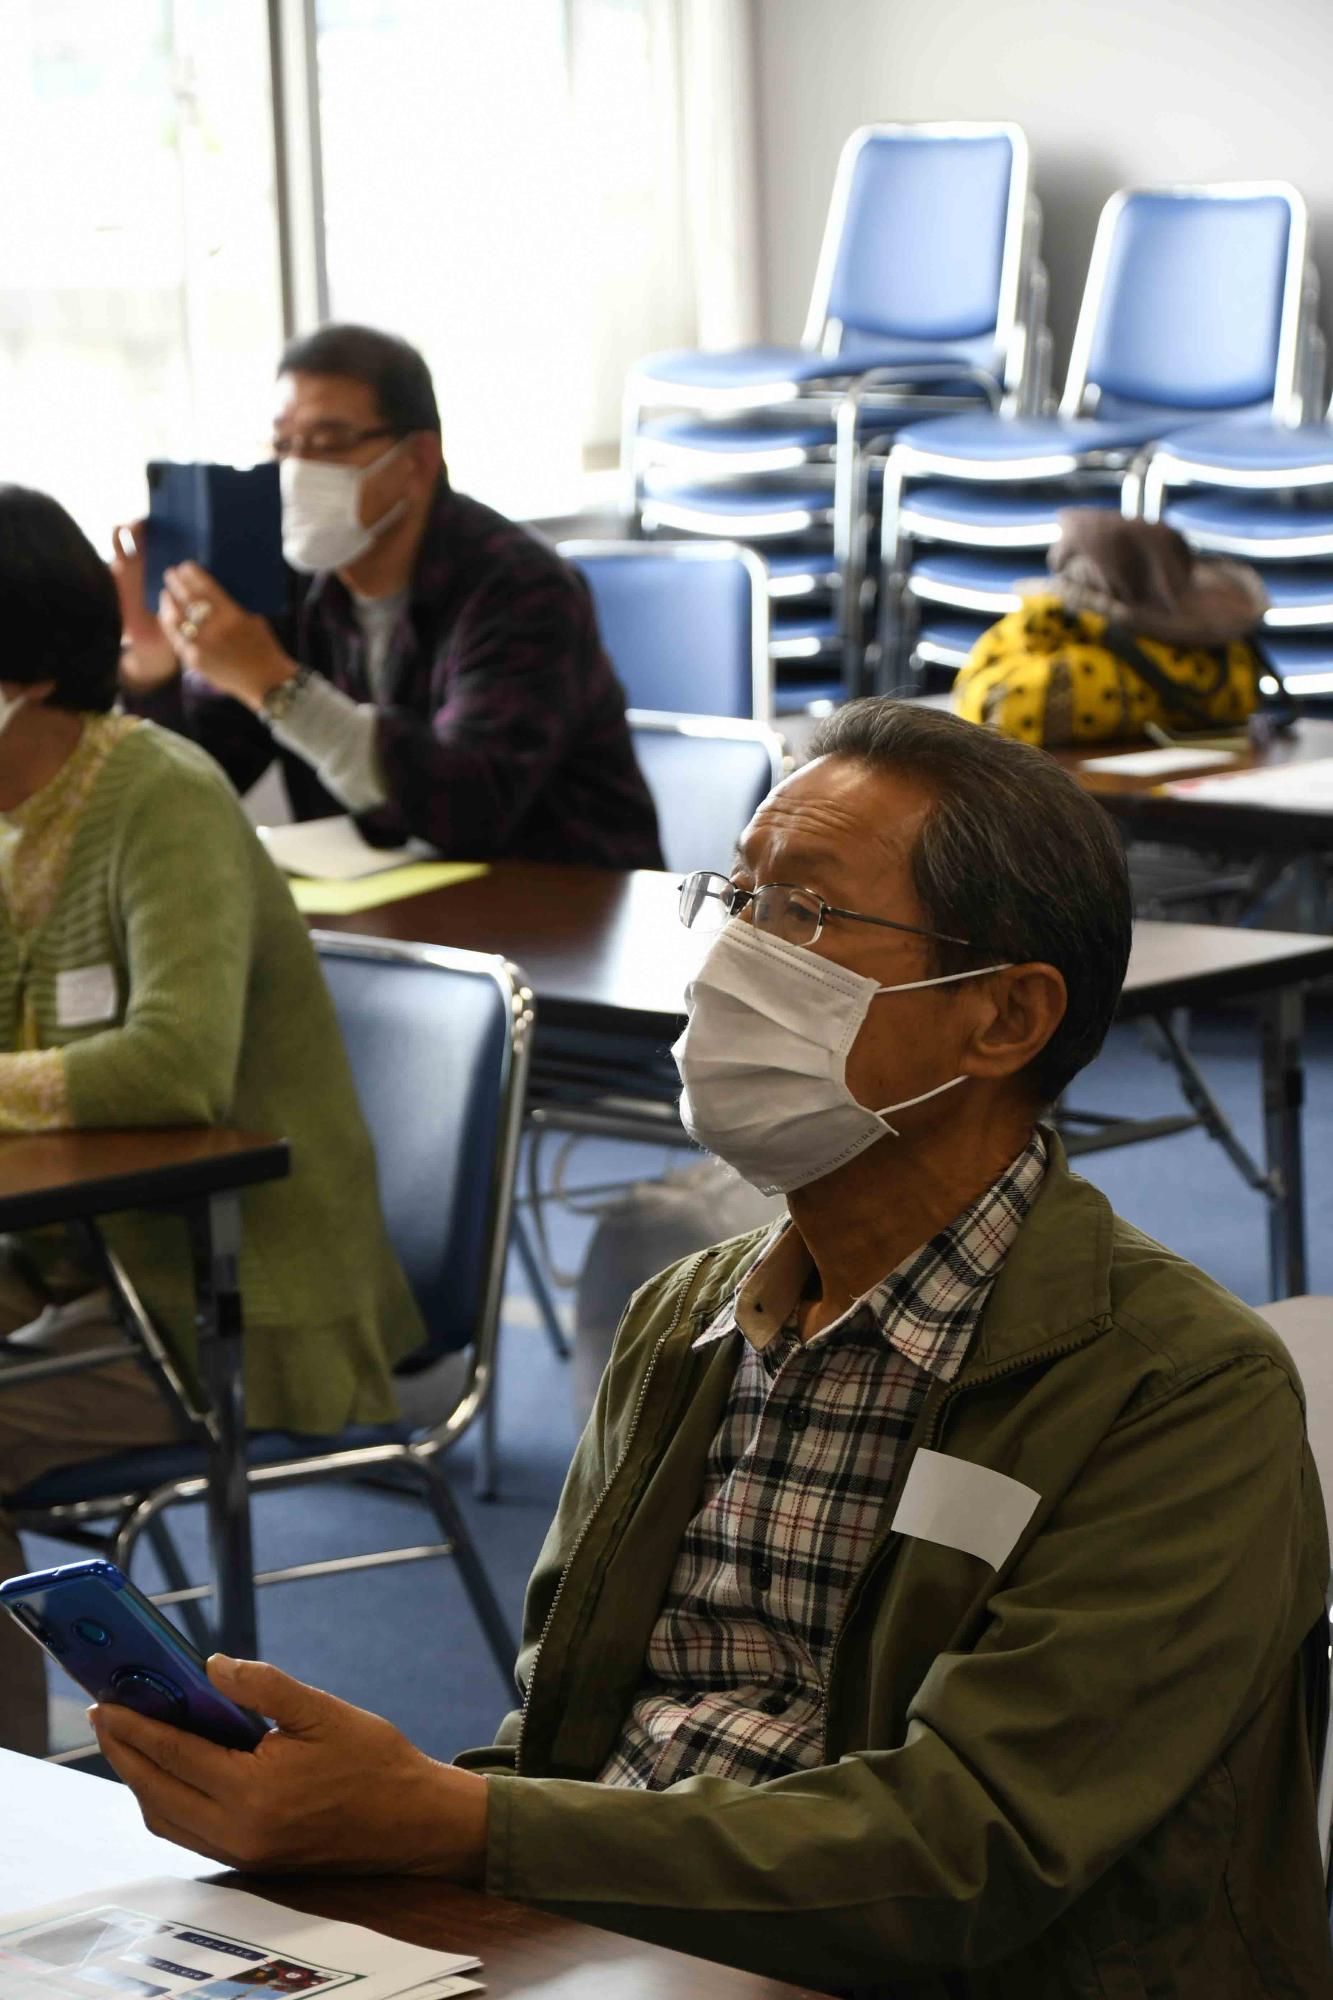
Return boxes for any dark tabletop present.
[244,1874,828,1999]
[0,1128,290,1232]
[1058,716,1333,850]
[312,865,1333,1042]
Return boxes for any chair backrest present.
[1065,184,1307,420]
[628,711,786,877]
[1259,1295,1333,1880]
[806,123,1029,353]
[313,939,533,1363]
[562,540,770,721]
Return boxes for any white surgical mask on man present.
[671,918,1011,1195]
[280,438,411,574]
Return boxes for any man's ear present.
[964,962,1067,1083]
[408,432,443,488]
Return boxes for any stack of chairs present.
[621,122,1049,716]
[875,183,1322,693]
[1139,385,1333,712]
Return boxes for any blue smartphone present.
[143,460,288,616]
[0,1559,268,1751]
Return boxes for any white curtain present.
[678,0,762,348]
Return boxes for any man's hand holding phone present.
[93,1655,490,1881]
[156,562,296,711]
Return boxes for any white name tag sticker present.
[891,1448,1040,1570]
[56,964,118,1029]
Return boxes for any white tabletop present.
[0,1749,207,1919]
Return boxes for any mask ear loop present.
[867,961,1014,1135]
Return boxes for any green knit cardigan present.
[1,721,424,1432]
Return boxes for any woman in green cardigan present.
[0,486,425,1752]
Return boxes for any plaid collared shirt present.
[599,1130,1047,1791]
[131,480,662,869]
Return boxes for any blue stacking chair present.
[628,711,787,879]
[1139,385,1333,705]
[9,942,532,1701]
[562,539,771,720]
[624,123,1046,710]
[882,183,1317,690]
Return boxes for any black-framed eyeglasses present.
[270,424,405,463]
[678,869,981,952]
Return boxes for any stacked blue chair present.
[1139,381,1333,708]
[10,941,532,1691]
[562,539,771,720]
[881,183,1319,692]
[623,122,1047,714]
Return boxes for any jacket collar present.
[675,1132,1114,1380]
[962,1131,1114,1371]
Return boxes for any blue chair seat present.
[773,675,843,713]
[763,547,839,596]
[642,478,835,537]
[907,548,1031,612]
[770,611,840,659]
[11,1423,410,1510]
[915,612,992,664]
[895,411,1192,470]
[901,483,1118,546]
[640,414,836,460]
[1156,420,1333,475]
[1261,633,1333,687]
[1164,492,1333,557]
[1260,567,1333,624]
[634,334,1001,397]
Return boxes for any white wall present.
[752,0,1333,387]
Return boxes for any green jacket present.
[1,720,423,1431]
[460,1142,1332,1997]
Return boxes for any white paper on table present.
[1078,746,1239,778]
[1165,756,1333,812]
[256,816,418,881]
[0,1879,479,2000]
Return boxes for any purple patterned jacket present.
[133,480,663,869]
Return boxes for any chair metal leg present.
[474,1375,498,1504]
[510,1210,571,1361]
[142,1516,213,1656]
[414,1458,516,1687]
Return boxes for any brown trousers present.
[0,1250,182,1754]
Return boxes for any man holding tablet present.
[113,324,661,870]
[92,704,1332,1997]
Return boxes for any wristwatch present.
[261,663,314,725]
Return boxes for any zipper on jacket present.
[514,1250,712,1776]
[818,1320,1112,1762]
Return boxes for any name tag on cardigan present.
[892,1449,1040,1570]
[56,964,118,1028]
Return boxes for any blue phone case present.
[0,1560,268,1751]
[143,460,288,617]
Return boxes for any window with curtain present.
[0,0,284,543]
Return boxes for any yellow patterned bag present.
[953,594,1263,748]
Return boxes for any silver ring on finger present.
[185,598,213,627]
[180,618,198,642]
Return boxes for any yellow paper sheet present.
[287,861,489,915]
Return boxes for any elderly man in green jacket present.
[95,700,1332,1996]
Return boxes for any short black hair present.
[0,486,121,714]
[277,323,442,437]
[808,699,1133,1104]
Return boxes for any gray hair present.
[808,700,1132,1103]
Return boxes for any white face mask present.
[671,919,1011,1196]
[280,438,411,574]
